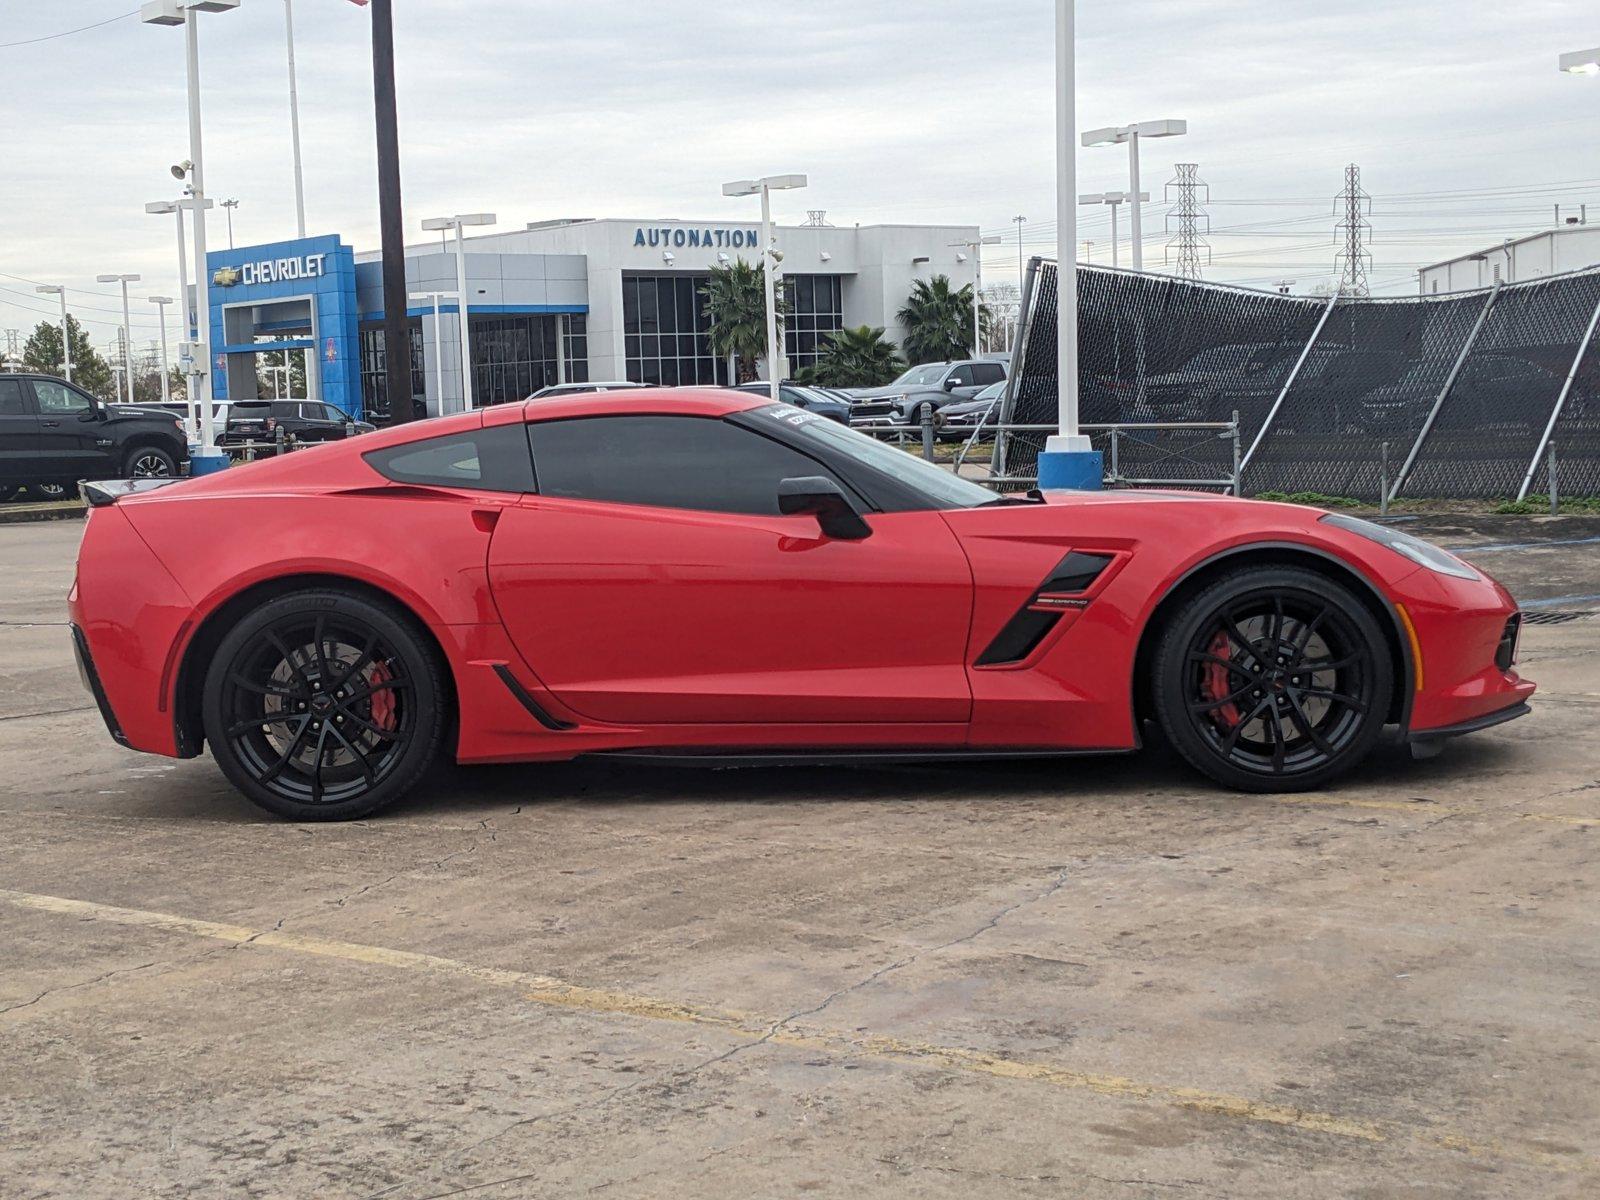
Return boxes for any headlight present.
[1319,513,1480,580]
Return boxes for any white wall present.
[1419,227,1600,295]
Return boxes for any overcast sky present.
[2,0,1596,355]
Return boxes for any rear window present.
[363,424,535,493]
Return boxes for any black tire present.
[28,482,71,501]
[124,445,177,480]
[201,589,448,820]
[0,486,19,502]
[1151,567,1393,792]
[910,402,934,426]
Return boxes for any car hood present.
[106,405,178,421]
[847,384,940,400]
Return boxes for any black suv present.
[0,373,188,501]
[220,400,374,454]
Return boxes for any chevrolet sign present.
[213,253,330,288]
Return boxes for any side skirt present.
[579,747,1135,769]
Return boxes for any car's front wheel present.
[125,446,177,479]
[202,589,449,820]
[1151,566,1393,792]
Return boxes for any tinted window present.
[33,380,93,415]
[364,424,535,493]
[527,415,845,515]
[948,365,974,386]
[0,380,27,416]
[970,363,1006,386]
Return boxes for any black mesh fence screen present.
[1000,259,1600,499]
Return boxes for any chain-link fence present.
[997,258,1600,499]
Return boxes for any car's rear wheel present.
[125,446,177,479]
[202,590,448,820]
[28,482,70,501]
[1151,567,1393,792]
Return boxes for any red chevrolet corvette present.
[68,388,1532,820]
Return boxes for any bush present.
[1253,490,1362,508]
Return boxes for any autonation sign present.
[214,252,330,288]
[633,226,760,250]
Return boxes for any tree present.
[803,325,905,388]
[898,275,975,366]
[701,259,787,383]
[22,315,114,400]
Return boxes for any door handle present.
[41,420,61,427]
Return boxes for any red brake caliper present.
[366,660,397,732]
[1203,631,1241,730]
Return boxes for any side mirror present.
[79,406,102,422]
[778,476,872,540]
[944,377,961,391]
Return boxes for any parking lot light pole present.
[409,290,458,417]
[33,286,71,382]
[145,197,213,344]
[1081,120,1186,271]
[142,0,240,475]
[148,298,175,406]
[96,274,141,403]
[951,234,1002,355]
[421,214,496,412]
[723,174,807,402]
[284,0,307,238]
[1035,0,1099,491]
[1559,47,1600,74]
[1078,190,1147,269]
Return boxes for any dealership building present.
[201,216,980,420]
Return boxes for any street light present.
[420,213,496,411]
[951,234,1002,354]
[33,285,71,382]
[722,173,807,401]
[409,290,459,417]
[141,0,239,475]
[147,297,175,407]
[283,0,307,237]
[1036,0,1097,491]
[96,274,141,404]
[221,198,239,248]
[1559,47,1600,74]
[1080,119,1186,271]
[146,198,213,353]
[1077,190,1148,269]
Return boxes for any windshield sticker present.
[762,403,818,427]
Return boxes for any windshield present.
[972,381,1006,403]
[892,364,948,387]
[752,404,999,509]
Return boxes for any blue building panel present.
[206,235,365,419]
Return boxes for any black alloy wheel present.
[202,590,447,820]
[1152,567,1393,792]
[126,447,177,479]
[29,482,70,501]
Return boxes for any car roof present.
[501,386,767,424]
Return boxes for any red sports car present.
[68,389,1533,821]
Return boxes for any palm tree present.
[898,275,974,365]
[808,325,905,388]
[701,260,787,383]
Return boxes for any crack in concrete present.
[0,959,170,1015]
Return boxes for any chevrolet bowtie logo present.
[212,266,241,287]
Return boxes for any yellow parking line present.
[2,887,1591,1174]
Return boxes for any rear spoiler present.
[79,478,187,507]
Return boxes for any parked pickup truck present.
[847,359,1008,428]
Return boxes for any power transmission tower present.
[1333,163,1372,297]
[802,210,833,227]
[1163,163,1211,280]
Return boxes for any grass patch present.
[1491,494,1600,515]
[1253,490,1364,508]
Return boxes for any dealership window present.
[526,414,843,514]
[562,314,589,385]
[783,274,844,372]
[471,314,573,405]
[622,275,728,386]
[359,322,425,421]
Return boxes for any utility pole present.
[1334,163,1372,297]
[1012,215,1027,297]
[369,0,415,423]
[1164,163,1211,280]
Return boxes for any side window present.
[971,363,1005,386]
[947,365,974,387]
[33,380,94,415]
[526,415,842,515]
[0,379,27,416]
[363,424,536,493]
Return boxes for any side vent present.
[974,551,1114,667]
